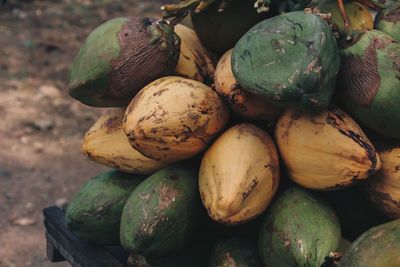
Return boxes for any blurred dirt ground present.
[0,0,163,266]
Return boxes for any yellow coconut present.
[214,49,281,121]
[123,76,229,162]
[199,123,279,225]
[365,147,400,219]
[81,108,169,175]
[174,24,216,84]
[275,106,381,190]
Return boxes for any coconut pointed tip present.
[209,198,243,223]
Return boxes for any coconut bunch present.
[63,1,400,266]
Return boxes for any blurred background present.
[0,0,162,266]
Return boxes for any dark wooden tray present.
[43,206,129,267]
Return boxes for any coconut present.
[231,11,340,111]
[123,76,229,163]
[68,17,180,107]
[336,29,400,139]
[375,2,400,42]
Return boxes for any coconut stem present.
[336,0,351,30]
[159,4,190,27]
[161,0,201,18]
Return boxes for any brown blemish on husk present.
[136,215,168,237]
[279,110,301,141]
[372,230,385,240]
[310,119,325,126]
[138,104,169,125]
[198,100,214,115]
[237,123,279,185]
[85,129,96,136]
[273,83,286,89]
[131,140,162,160]
[158,182,181,210]
[380,6,400,23]
[174,118,213,145]
[365,181,400,218]
[325,183,351,190]
[305,59,317,74]
[385,13,400,23]
[220,82,248,113]
[339,37,394,106]
[138,192,152,202]
[126,89,144,115]
[153,88,169,96]
[242,178,258,201]
[187,105,202,121]
[326,107,379,173]
[236,123,270,147]
[156,146,170,151]
[271,39,285,51]
[107,17,179,103]
[192,46,212,74]
[189,91,198,99]
[283,234,291,247]
[290,111,301,121]
[175,79,197,88]
[103,115,123,134]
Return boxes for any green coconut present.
[65,169,145,245]
[68,17,180,107]
[258,187,341,267]
[120,165,202,260]
[339,219,400,267]
[375,2,400,42]
[232,11,340,111]
[336,29,400,139]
